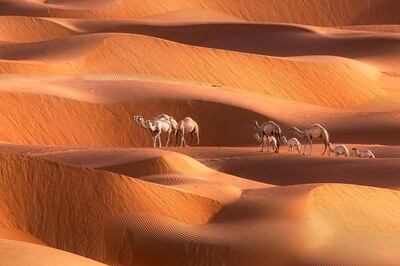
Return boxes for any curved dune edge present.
[0,16,78,42]
[0,152,221,262]
[0,228,47,246]
[0,143,267,205]
[1,0,400,26]
[142,9,246,22]
[0,16,398,75]
[0,33,385,108]
[100,184,400,265]
[0,239,105,266]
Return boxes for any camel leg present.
[180,130,186,147]
[183,135,187,147]
[303,140,308,154]
[175,131,180,146]
[322,142,328,156]
[152,136,157,148]
[157,134,162,148]
[275,138,279,153]
[297,145,301,154]
[196,132,200,145]
[169,130,175,146]
[189,133,194,146]
[309,140,313,156]
[166,132,171,147]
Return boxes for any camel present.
[254,120,282,153]
[133,115,174,147]
[288,124,330,156]
[280,136,301,153]
[254,133,277,152]
[352,148,375,158]
[176,117,200,147]
[328,143,349,157]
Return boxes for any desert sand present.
[1,0,400,265]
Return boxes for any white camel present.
[280,136,301,153]
[176,117,200,147]
[352,148,375,158]
[162,116,178,146]
[133,115,174,147]
[254,120,282,153]
[288,124,330,156]
[328,143,350,157]
[254,133,277,152]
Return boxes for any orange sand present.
[1,1,400,265]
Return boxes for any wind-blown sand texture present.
[1,0,400,265]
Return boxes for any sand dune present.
[103,184,400,265]
[0,33,385,108]
[0,16,77,42]
[179,146,400,189]
[0,75,399,147]
[1,16,399,74]
[1,1,400,265]
[0,152,221,262]
[1,0,400,26]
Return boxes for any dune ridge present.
[0,33,385,108]
[1,0,400,26]
[0,152,221,262]
[101,184,400,265]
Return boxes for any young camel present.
[254,133,277,152]
[328,143,349,157]
[280,136,301,153]
[254,120,282,153]
[288,124,330,156]
[133,115,174,147]
[176,117,200,147]
[352,148,375,158]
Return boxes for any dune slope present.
[0,152,220,262]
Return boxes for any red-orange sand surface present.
[1,1,400,265]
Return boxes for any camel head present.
[133,116,147,128]
[133,115,142,123]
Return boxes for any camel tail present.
[195,125,200,145]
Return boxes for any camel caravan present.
[132,114,374,158]
[254,120,375,158]
[133,114,199,148]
